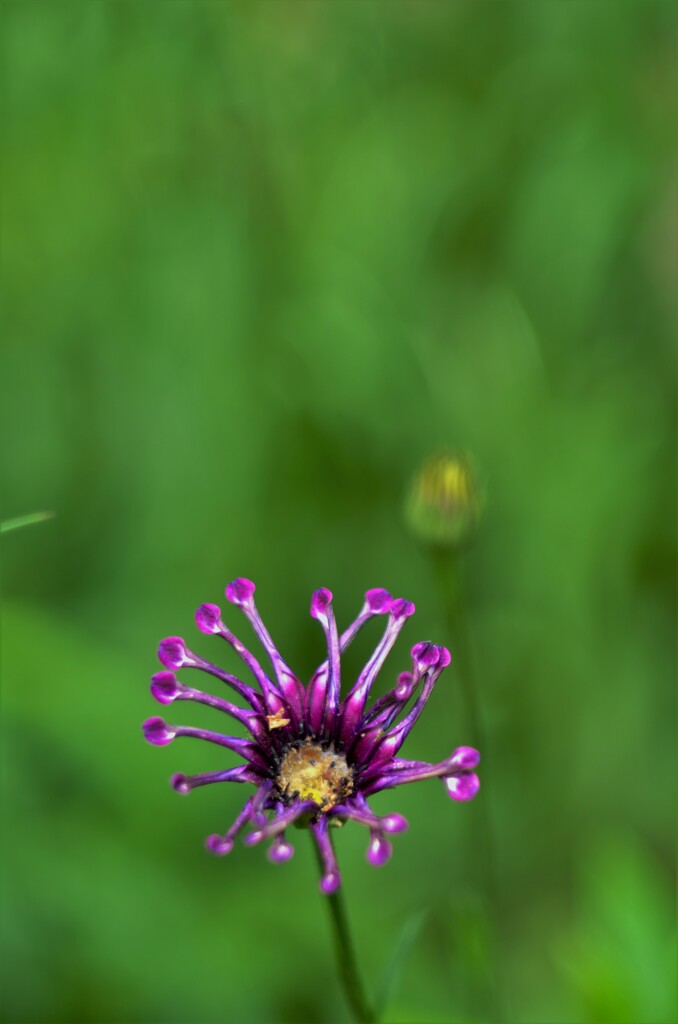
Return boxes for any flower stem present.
[313,834,376,1023]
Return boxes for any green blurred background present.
[2,2,676,1022]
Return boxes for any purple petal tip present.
[195,603,222,634]
[206,834,234,856]
[320,870,341,894]
[142,716,175,746]
[268,841,295,863]
[310,587,333,619]
[367,834,393,867]
[391,598,416,619]
[450,746,480,770]
[438,646,452,668]
[381,813,409,834]
[157,637,192,670]
[226,578,256,606]
[411,641,441,670]
[445,772,480,802]
[365,588,393,613]
[150,671,181,704]
[171,773,190,794]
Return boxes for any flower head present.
[143,580,479,893]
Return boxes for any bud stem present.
[430,549,507,1022]
[313,833,376,1023]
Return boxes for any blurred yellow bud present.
[404,452,483,548]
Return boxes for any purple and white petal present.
[149,675,268,743]
[172,765,257,793]
[196,599,284,711]
[143,717,271,770]
[225,580,305,721]
[363,747,481,797]
[160,631,263,711]
[265,804,296,862]
[338,598,416,745]
[306,587,393,734]
[310,589,343,737]
[206,796,257,856]
[245,800,316,845]
[361,646,451,772]
[311,816,342,894]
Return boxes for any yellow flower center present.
[276,742,353,812]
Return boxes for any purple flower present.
[143,580,480,893]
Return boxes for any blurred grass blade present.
[0,511,55,534]
[375,908,428,1018]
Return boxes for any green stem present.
[313,834,376,1023]
[430,548,506,1022]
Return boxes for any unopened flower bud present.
[404,452,483,548]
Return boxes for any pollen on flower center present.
[276,742,353,812]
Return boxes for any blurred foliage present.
[0,511,55,534]
[1,2,676,1023]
